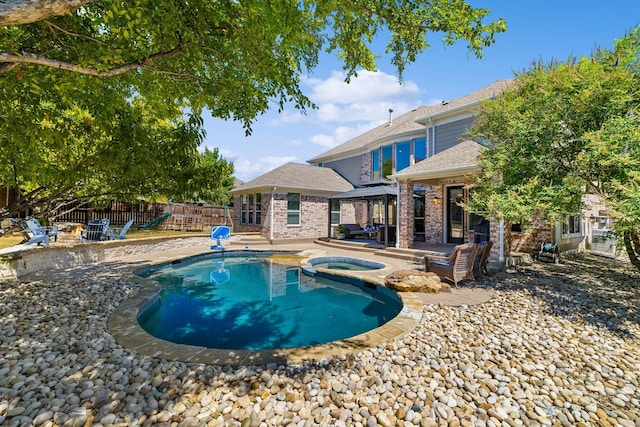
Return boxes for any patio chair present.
[24,218,58,248]
[425,242,479,286]
[80,218,110,243]
[473,240,493,277]
[106,219,134,240]
[210,225,232,250]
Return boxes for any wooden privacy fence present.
[56,201,231,230]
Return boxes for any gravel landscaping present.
[0,253,638,426]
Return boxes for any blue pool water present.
[137,254,403,350]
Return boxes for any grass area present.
[0,228,210,251]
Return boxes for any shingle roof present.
[307,105,432,163]
[230,162,354,194]
[391,140,486,181]
[307,79,513,163]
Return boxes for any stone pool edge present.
[108,258,423,367]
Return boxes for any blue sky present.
[201,1,640,182]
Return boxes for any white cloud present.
[305,70,420,105]
[234,156,297,181]
[309,122,381,149]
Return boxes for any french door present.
[446,186,465,244]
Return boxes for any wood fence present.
[56,201,232,230]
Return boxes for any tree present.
[1,0,507,132]
[468,27,640,270]
[0,67,226,226]
[1,0,506,229]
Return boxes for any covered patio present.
[329,184,398,246]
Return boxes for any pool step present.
[375,247,438,263]
[313,238,384,253]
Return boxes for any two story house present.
[231,78,596,266]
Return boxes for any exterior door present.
[447,186,465,244]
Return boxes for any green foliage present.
[1,0,506,132]
[467,26,640,268]
[0,0,506,224]
[0,67,232,221]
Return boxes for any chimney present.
[387,108,394,126]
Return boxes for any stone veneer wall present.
[0,236,208,280]
[360,152,372,183]
[423,185,444,244]
[398,182,414,248]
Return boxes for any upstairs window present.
[395,141,411,171]
[372,148,380,180]
[381,145,393,178]
[414,138,426,162]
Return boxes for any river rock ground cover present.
[0,254,639,426]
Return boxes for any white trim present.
[499,217,505,262]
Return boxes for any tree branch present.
[0,44,183,76]
[0,0,92,27]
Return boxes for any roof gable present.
[392,140,486,181]
[230,162,354,194]
[307,79,513,163]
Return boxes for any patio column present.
[397,181,414,248]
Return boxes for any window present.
[240,193,261,225]
[255,193,261,225]
[395,141,411,171]
[287,193,300,225]
[372,148,380,180]
[414,138,426,162]
[381,145,393,178]
[563,214,581,235]
[330,199,340,225]
[240,195,248,224]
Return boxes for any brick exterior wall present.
[269,193,331,240]
[509,214,552,254]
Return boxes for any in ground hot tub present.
[306,256,386,271]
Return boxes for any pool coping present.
[108,251,424,367]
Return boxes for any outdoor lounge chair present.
[425,242,479,286]
[24,218,58,248]
[473,240,493,277]
[81,218,110,242]
[106,219,134,240]
[210,225,232,250]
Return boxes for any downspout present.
[395,181,400,248]
[270,187,276,242]
[499,217,505,263]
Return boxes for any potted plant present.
[335,224,346,239]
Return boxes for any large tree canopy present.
[468,27,640,269]
[0,65,234,224]
[1,0,507,131]
[0,0,506,228]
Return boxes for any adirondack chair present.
[425,242,480,286]
[24,218,58,248]
[106,219,134,240]
[210,225,231,250]
[80,218,110,242]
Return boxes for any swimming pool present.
[137,253,403,350]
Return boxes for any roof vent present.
[387,108,394,126]
[441,100,449,106]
